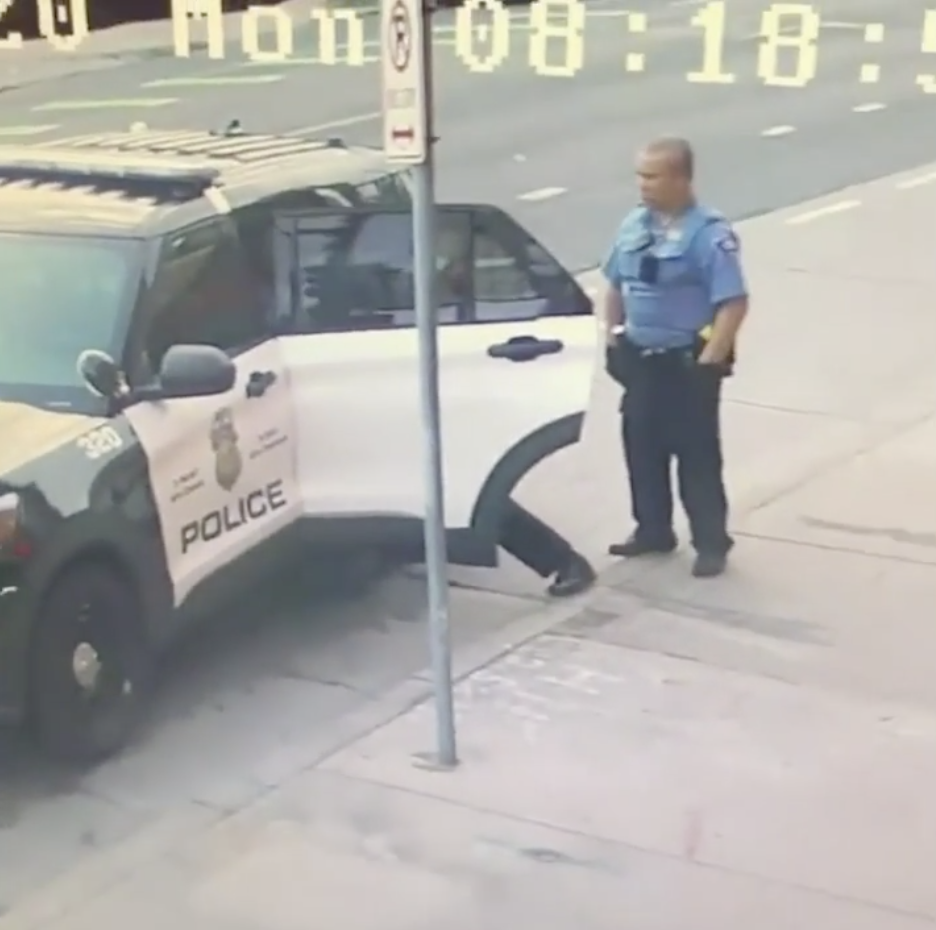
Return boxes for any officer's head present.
[636,137,694,214]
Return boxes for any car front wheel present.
[28,563,151,765]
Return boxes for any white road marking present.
[518,186,567,202]
[245,44,379,64]
[0,124,58,136]
[896,171,936,190]
[786,200,862,225]
[285,111,381,134]
[34,98,176,111]
[852,102,886,112]
[743,19,865,40]
[144,74,284,87]
[761,125,795,137]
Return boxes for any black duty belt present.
[606,333,734,388]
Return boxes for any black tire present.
[27,563,152,765]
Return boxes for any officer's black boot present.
[608,532,677,558]
[691,542,732,578]
[547,551,596,598]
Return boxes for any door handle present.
[486,335,564,362]
[246,370,277,398]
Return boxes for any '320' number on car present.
[76,426,123,460]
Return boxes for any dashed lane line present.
[785,199,862,225]
[761,124,795,137]
[33,98,177,112]
[896,171,936,190]
[0,124,59,136]
[284,111,382,134]
[143,74,283,87]
[517,186,567,202]
[245,52,379,65]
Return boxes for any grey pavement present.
[0,0,932,268]
[3,157,936,928]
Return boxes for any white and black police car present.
[0,124,597,764]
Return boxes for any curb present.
[0,581,612,930]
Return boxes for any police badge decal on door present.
[125,341,300,607]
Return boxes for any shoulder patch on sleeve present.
[715,229,740,253]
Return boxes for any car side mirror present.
[156,344,236,399]
[78,345,236,409]
[77,349,123,398]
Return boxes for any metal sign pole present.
[381,0,457,767]
[411,7,457,770]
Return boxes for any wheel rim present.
[69,599,134,710]
[72,641,101,691]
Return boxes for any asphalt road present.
[0,0,933,268]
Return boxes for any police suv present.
[0,125,596,763]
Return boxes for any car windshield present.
[0,233,137,409]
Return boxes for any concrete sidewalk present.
[6,163,936,929]
[8,543,936,929]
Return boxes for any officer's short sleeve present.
[601,239,622,288]
[601,216,633,288]
[699,222,748,307]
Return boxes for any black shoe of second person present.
[608,533,677,559]
[691,549,729,578]
[547,552,596,598]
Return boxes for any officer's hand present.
[696,344,720,365]
[693,359,726,385]
[604,324,625,347]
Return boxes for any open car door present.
[273,202,597,564]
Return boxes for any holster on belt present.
[606,328,735,388]
[605,330,638,389]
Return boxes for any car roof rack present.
[0,145,220,193]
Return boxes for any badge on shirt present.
[716,230,740,253]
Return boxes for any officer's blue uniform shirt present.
[601,204,747,349]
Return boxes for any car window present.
[302,210,473,330]
[234,172,412,328]
[472,207,590,320]
[279,206,581,333]
[142,220,268,370]
[473,228,538,302]
[0,233,137,401]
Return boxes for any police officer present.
[500,498,595,597]
[601,137,749,578]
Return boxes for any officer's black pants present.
[621,351,731,554]
[499,498,573,578]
